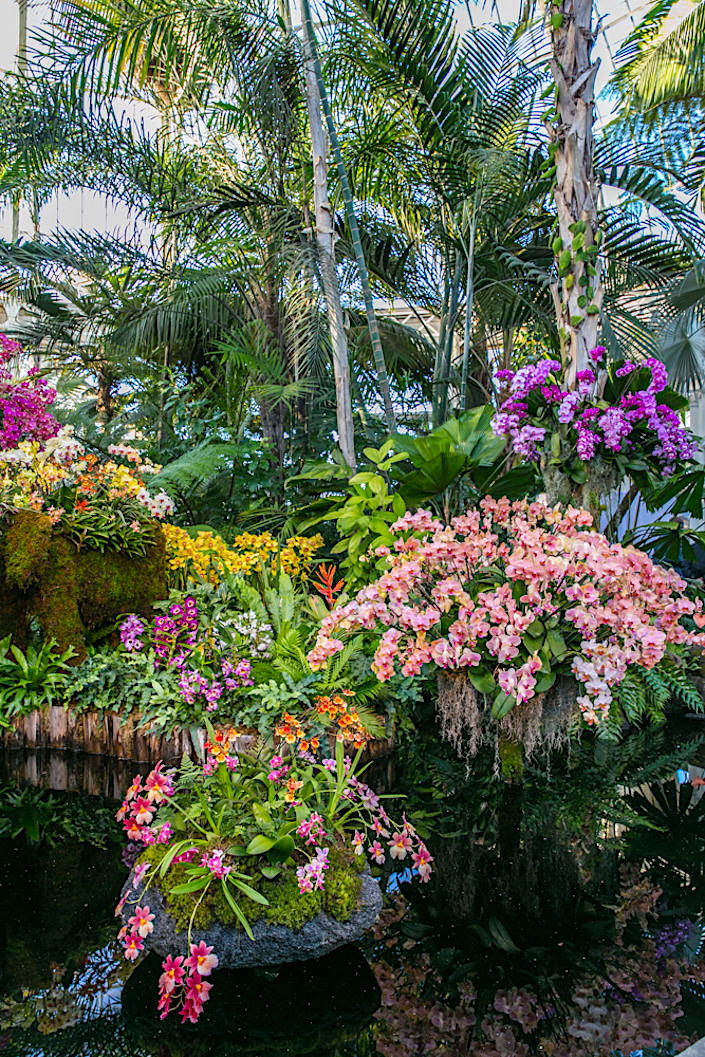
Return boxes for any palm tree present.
[328,0,700,418]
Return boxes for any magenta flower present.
[122,930,144,962]
[412,845,434,882]
[128,905,155,938]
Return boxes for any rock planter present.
[121,865,383,968]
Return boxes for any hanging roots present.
[436,671,577,764]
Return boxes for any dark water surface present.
[0,745,704,1057]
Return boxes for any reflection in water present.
[122,946,380,1056]
[0,737,705,1055]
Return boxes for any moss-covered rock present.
[0,512,168,658]
[137,842,363,933]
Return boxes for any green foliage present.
[0,785,121,847]
[60,497,159,558]
[292,410,538,589]
[294,441,406,589]
[603,650,705,740]
[63,647,164,717]
[624,518,705,568]
[122,729,397,941]
[2,509,53,590]
[0,637,75,721]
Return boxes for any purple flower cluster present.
[120,615,145,652]
[154,598,199,669]
[654,919,692,959]
[491,349,697,476]
[0,334,60,449]
[296,846,329,893]
[178,658,252,713]
[296,812,327,846]
[221,657,254,692]
[119,598,254,715]
[507,359,562,398]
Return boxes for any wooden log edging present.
[1,707,193,762]
[1,708,397,781]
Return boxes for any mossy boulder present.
[122,852,382,969]
[0,510,168,659]
[136,843,364,934]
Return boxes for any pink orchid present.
[185,941,219,977]
[159,954,185,994]
[128,904,155,938]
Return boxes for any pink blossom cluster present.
[267,754,290,782]
[340,778,434,882]
[200,848,231,879]
[202,750,238,775]
[117,901,155,961]
[157,942,218,1022]
[115,763,175,842]
[297,812,327,845]
[491,348,697,476]
[308,497,705,727]
[0,334,60,449]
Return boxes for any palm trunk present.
[460,220,477,411]
[301,15,356,469]
[299,0,396,433]
[437,251,462,425]
[548,0,603,384]
[12,0,28,241]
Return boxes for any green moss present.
[137,840,364,934]
[0,516,168,658]
[3,509,52,590]
[30,536,83,658]
[77,529,166,630]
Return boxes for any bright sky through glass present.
[0,0,651,241]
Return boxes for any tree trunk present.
[301,17,356,469]
[12,0,28,241]
[299,0,396,433]
[548,0,603,384]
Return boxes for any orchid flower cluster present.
[0,333,60,449]
[0,423,175,555]
[116,719,431,1024]
[491,347,697,479]
[119,597,254,719]
[307,498,705,729]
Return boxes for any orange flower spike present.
[312,563,344,608]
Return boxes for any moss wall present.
[0,510,168,659]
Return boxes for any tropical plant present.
[291,406,539,588]
[0,637,75,719]
[490,347,697,513]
